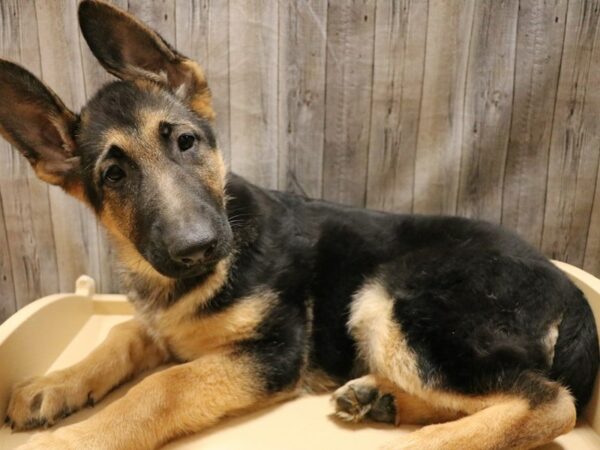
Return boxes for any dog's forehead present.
[78,80,191,159]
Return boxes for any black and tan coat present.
[0,2,598,449]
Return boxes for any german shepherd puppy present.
[1,2,598,449]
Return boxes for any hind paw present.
[332,377,396,424]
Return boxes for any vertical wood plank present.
[584,168,600,275]
[175,0,231,163]
[322,0,377,207]
[127,0,176,43]
[34,0,103,293]
[456,0,519,222]
[413,0,474,215]
[0,0,60,309]
[541,0,600,267]
[366,0,427,213]
[0,195,16,322]
[278,0,328,197]
[501,0,568,248]
[2,0,600,320]
[229,0,279,188]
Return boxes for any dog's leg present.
[381,386,576,450]
[18,350,293,450]
[346,281,577,449]
[6,319,166,430]
[332,374,462,425]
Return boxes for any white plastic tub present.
[1,262,600,449]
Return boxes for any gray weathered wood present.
[278,0,328,198]
[456,0,519,222]
[229,0,279,188]
[2,0,600,321]
[366,0,427,213]
[322,0,376,207]
[584,168,600,276]
[413,0,474,215]
[128,0,176,43]
[501,0,568,248]
[0,193,15,322]
[541,0,600,267]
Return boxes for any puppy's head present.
[0,1,232,280]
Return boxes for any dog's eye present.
[159,122,172,138]
[103,165,126,184]
[177,133,195,151]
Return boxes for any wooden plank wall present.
[0,0,599,322]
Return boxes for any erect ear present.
[78,0,214,121]
[0,60,80,187]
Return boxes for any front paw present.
[5,372,93,430]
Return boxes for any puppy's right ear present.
[0,60,80,187]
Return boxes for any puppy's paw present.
[5,372,94,430]
[332,377,396,424]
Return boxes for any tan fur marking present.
[62,180,87,203]
[133,78,163,94]
[349,282,576,449]
[101,128,137,156]
[149,289,276,361]
[349,282,515,415]
[27,352,265,450]
[99,206,176,290]
[146,257,229,316]
[108,107,226,207]
[302,368,340,394]
[199,148,227,205]
[383,388,576,450]
[6,320,166,430]
[543,320,561,366]
[181,59,215,121]
[349,281,425,397]
[391,388,464,426]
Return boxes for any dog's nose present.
[170,237,218,266]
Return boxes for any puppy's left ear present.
[78,0,214,120]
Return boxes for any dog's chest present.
[138,291,277,361]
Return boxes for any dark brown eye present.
[159,122,172,138]
[103,165,125,184]
[178,133,195,151]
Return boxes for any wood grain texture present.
[501,0,568,248]
[365,0,427,213]
[229,0,279,188]
[456,0,519,222]
[1,0,600,320]
[541,0,600,268]
[413,0,474,215]
[585,166,600,276]
[322,0,376,207]
[0,191,15,322]
[277,0,327,198]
